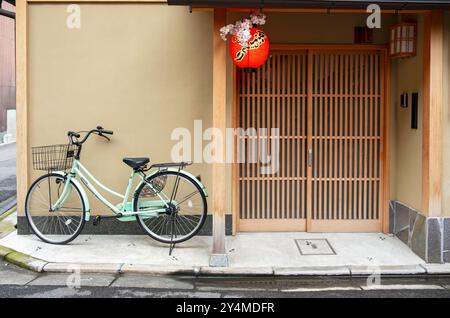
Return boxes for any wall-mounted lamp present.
[390,22,417,59]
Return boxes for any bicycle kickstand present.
[169,217,176,256]
[169,241,176,256]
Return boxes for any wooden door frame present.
[231,44,391,234]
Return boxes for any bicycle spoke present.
[144,215,160,228]
[152,216,167,235]
[176,190,199,207]
[174,217,188,235]
[179,215,199,228]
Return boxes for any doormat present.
[295,239,336,255]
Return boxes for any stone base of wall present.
[17,214,233,236]
[390,200,450,263]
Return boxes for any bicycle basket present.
[32,144,78,171]
[142,175,168,197]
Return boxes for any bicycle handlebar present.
[68,131,81,139]
[96,126,113,135]
[68,126,114,145]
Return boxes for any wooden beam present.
[211,8,227,264]
[24,0,430,10]
[422,10,444,217]
[192,7,430,14]
[16,0,28,217]
[272,44,388,51]
[28,0,167,2]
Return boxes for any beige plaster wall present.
[392,14,424,212]
[27,4,213,216]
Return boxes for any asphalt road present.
[1,284,450,298]
[1,261,450,298]
[0,142,16,204]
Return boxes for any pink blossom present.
[219,13,266,46]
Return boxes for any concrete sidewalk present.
[1,212,450,276]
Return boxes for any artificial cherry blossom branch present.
[220,13,266,47]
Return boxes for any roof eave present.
[167,0,450,9]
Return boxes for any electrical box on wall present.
[400,93,409,108]
[411,92,419,129]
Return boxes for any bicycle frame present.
[51,159,171,221]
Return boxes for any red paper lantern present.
[229,27,270,72]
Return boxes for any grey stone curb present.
[0,199,16,220]
[43,262,122,274]
[0,209,49,273]
[119,264,200,275]
[0,246,48,273]
[350,265,426,276]
[3,245,450,276]
[38,263,450,276]
[420,263,450,274]
[274,266,350,276]
[199,266,274,276]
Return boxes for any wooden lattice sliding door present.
[236,51,309,232]
[234,46,386,233]
[308,50,384,232]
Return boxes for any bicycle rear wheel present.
[25,173,86,244]
[134,170,207,244]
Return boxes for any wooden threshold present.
[238,219,307,232]
[309,220,381,232]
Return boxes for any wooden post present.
[210,8,228,267]
[15,0,28,217]
[422,10,444,217]
[382,49,391,233]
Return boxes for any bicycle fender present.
[53,171,91,221]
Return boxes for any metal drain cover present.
[295,239,336,255]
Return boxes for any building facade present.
[14,0,450,264]
[0,0,15,135]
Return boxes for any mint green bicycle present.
[25,126,208,247]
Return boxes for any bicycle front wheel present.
[25,173,86,244]
[134,170,207,244]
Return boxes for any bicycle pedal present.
[93,216,101,226]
